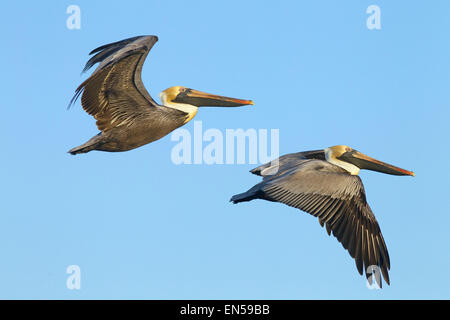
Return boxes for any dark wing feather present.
[250,150,325,177]
[69,35,160,131]
[83,36,143,72]
[258,159,391,286]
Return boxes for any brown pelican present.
[68,35,253,154]
[230,145,415,286]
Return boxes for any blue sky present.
[0,0,449,299]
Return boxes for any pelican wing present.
[256,159,390,285]
[250,150,326,176]
[69,35,160,131]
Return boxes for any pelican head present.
[325,145,415,176]
[160,86,254,108]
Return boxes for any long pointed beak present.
[173,89,254,107]
[342,150,415,176]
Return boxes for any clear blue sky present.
[1,0,449,299]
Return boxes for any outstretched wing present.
[69,35,160,131]
[250,150,326,176]
[256,159,391,286]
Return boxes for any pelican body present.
[68,36,253,155]
[231,145,415,286]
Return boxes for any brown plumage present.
[231,146,415,286]
[68,35,253,154]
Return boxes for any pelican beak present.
[338,150,415,176]
[173,88,254,107]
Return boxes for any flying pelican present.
[230,145,415,286]
[68,35,253,154]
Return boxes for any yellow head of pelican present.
[160,86,253,108]
[325,145,415,176]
